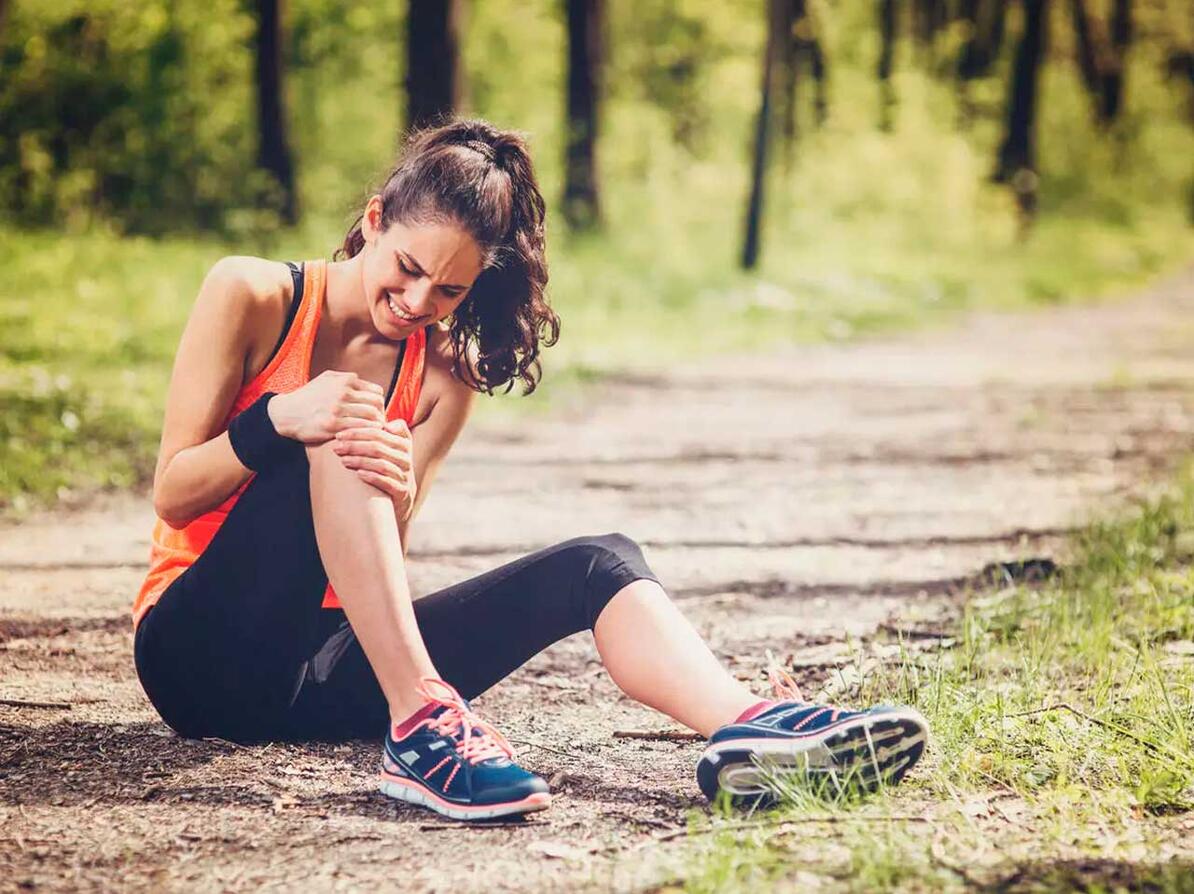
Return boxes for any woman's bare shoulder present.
[200,255,293,313]
[424,322,482,396]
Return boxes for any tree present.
[913,0,948,56]
[563,0,603,230]
[994,0,1049,225]
[957,0,1007,80]
[776,1,826,167]
[406,0,464,132]
[1069,0,1132,124]
[878,0,898,131]
[1101,0,1131,121]
[742,0,786,270]
[957,0,1007,126]
[254,0,297,224]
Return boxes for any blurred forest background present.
[1,0,1193,511]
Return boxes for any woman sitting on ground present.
[133,118,928,821]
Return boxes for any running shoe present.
[696,668,928,806]
[379,678,551,821]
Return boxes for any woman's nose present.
[406,280,437,316]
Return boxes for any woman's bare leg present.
[594,579,762,737]
[306,441,436,722]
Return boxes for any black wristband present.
[227,392,299,471]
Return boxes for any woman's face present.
[359,197,485,338]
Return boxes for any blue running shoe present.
[697,671,928,806]
[379,678,551,821]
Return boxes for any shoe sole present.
[379,770,552,822]
[697,708,929,805]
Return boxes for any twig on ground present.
[1004,703,1194,766]
[201,736,249,750]
[418,820,549,832]
[877,623,952,640]
[0,697,72,710]
[508,737,592,762]
[612,730,705,743]
[602,812,677,831]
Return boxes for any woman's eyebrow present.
[398,250,467,291]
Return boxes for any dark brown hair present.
[336,118,559,396]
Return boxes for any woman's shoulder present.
[201,255,294,311]
[424,322,482,399]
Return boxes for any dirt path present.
[3,268,1194,891]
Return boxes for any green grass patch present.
[646,470,1194,892]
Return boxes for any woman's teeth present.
[386,294,421,322]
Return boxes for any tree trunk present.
[563,0,603,230]
[777,0,800,162]
[805,16,828,126]
[1070,0,1130,124]
[958,0,1007,80]
[1168,49,1194,123]
[742,0,785,270]
[254,0,297,224]
[879,0,897,130]
[1069,0,1101,97]
[406,0,464,133]
[995,0,1047,184]
[913,0,947,60]
[1098,0,1130,122]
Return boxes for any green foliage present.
[0,1,283,234]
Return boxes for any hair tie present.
[464,139,496,161]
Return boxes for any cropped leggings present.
[134,446,661,744]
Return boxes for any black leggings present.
[134,447,661,743]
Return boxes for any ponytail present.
[336,119,558,396]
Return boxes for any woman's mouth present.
[386,293,424,324]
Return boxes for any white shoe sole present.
[698,708,929,800]
[379,773,552,822]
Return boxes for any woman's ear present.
[360,195,385,245]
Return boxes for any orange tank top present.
[132,259,427,628]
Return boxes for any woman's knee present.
[557,532,661,629]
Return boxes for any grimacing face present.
[359,197,485,339]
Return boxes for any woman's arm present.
[152,257,289,528]
[399,377,476,553]
[333,339,478,555]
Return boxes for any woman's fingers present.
[333,440,412,470]
[354,468,399,497]
[339,454,406,477]
[333,427,411,459]
[335,401,387,427]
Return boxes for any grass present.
[634,469,1194,892]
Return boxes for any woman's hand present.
[330,418,417,518]
[267,370,386,445]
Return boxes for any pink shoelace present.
[767,651,844,723]
[413,677,514,764]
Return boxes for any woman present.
[133,119,928,822]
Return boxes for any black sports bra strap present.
[385,341,407,406]
[264,261,305,366]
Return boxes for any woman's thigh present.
[134,447,334,740]
[284,532,661,739]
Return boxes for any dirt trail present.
[3,268,1194,891]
